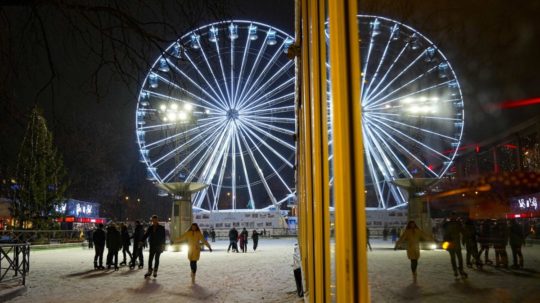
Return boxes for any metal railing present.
[0,243,30,286]
[0,230,83,244]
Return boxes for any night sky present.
[1,0,539,216]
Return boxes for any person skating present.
[105,223,122,271]
[509,219,525,269]
[366,227,372,251]
[227,227,239,253]
[130,220,145,269]
[252,230,260,251]
[175,223,212,284]
[241,227,249,253]
[142,215,166,278]
[493,219,509,268]
[120,223,132,266]
[478,219,494,265]
[463,219,482,269]
[394,221,431,282]
[443,213,467,279]
[210,228,216,243]
[92,223,106,270]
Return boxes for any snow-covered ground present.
[5,238,540,302]
[6,238,302,303]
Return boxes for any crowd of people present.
[87,217,264,283]
[393,213,532,282]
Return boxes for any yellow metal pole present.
[328,0,369,302]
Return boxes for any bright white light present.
[167,112,177,121]
[184,103,193,111]
[384,104,391,109]
[181,244,189,252]
[409,106,420,113]
[162,117,168,122]
[178,111,188,120]
[160,104,167,111]
[431,97,439,102]
[430,244,437,250]
[419,96,428,102]
[402,97,413,103]
[205,109,210,114]
[170,103,179,111]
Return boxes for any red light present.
[499,97,540,109]
[65,217,75,223]
[475,145,480,153]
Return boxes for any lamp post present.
[156,182,208,251]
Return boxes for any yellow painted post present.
[327,0,369,302]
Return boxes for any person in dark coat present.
[241,228,249,253]
[120,223,132,266]
[463,219,482,269]
[105,224,122,270]
[443,213,467,278]
[227,227,239,253]
[93,223,106,269]
[130,220,145,269]
[493,219,509,268]
[86,228,94,249]
[142,215,166,278]
[478,219,493,265]
[252,230,260,251]
[210,228,216,242]
[509,219,525,268]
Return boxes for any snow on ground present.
[6,238,302,303]
[368,239,540,303]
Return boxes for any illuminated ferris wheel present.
[135,20,296,211]
[327,15,465,209]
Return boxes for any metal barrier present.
[0,230,83,244]
[0,243,30,286]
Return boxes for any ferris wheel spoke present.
[211,130,233,210]
[166,59,227,111]
[242,105,295,115]
[363,43,409,103]
[235,36,269,109]
[237,121,294,168]
[237,59,293,109]
[367,120,440,178]
[233,31,253,108]
[239,118,295,150]
[152,73,225,112]
[360,31,377,105]
[144,91,212,110]
[366,112,458,141]
[364,122,412,178]
[236,38,288,107]
[367,71,449,109]
[196,123,233,184]
[241,117,295,137]
[364,50,426,105]
[244,116,295,124]
[362,135,388,209]
[150,122,222,169]
[193,40,230,105]
[369,116,451,161]
[160,126,226,182]
[363,24,398,103]
[240,74,294,112]
[234,129,255,209]
[144,117,224,149]
[183,52,228,108]
[212,39,233,107]
[243,92,294,113]
[242,129,293,197]
[236,127,278,205]
[231,126,237,209]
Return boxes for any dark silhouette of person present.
[478,219,493,265]
[252,230,260,251]
[241,228,249,252]
[92,223,106,269]
[509,219,525,269]
[130,220,145,269]
[210,228,216,242]
[463,219,482,269]
[120,223,132,266]
[443,213,467,278]
[227,227,239,253]
[366,227,372,251]
[493,219,509,268]
[105,223,122,270]
[142,215,166,278]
